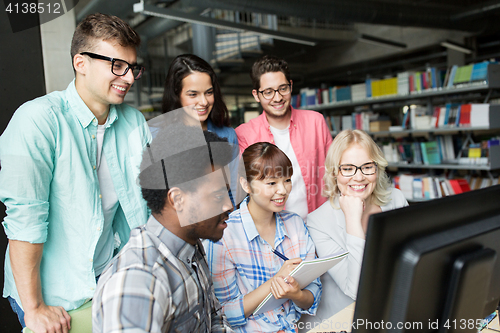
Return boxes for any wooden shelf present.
[309,83,492,111]
[388,145,500,170]
[387,162,497,171]
[370,126,496,136]
[305,64,500,111]
[322,64,500,173]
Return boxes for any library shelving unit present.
[309,64,500,112]
[307,64,500,173]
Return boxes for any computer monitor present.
[353,185,500,332]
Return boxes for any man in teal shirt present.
[0,13,150,332]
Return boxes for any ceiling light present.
[440,40,473,54]
[358,34,407,50]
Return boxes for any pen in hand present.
[272,248,289,261]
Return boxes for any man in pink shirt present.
[235,55,332,220]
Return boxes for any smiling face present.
[252,71,292,120]
[336,144,377,201]
[75,39,137,114]
[245,176,292,215]
[179,72,214,127]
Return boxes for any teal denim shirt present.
[0,80,151,311]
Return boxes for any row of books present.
[381,136,500,166]
[324,112,391,133]
[394,174,499,201]
[383,140,449,165]
[402,103,494,130]
[290,61,495,108]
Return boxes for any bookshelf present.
[370,126,498,137]
[298,63,500,111]
[302,63,500,202]
[310,82,496,111]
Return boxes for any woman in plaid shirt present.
[204,142,321,332]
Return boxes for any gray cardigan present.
[299,188,408,330]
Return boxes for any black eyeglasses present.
[80,52,145,80]
[338,162,377,177]
[258,83,291,100]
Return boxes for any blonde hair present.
[323,129,391,207]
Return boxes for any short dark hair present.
[139,127,233,214]
[242,142,293,182]
[161,54,230,128]
[250,55,291,90]
[71,13,141,63]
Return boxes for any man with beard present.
[93,125,235,332]
[235,55,332,221]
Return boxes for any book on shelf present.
[291,95,299,109]
[413,177,424,199]
[448,179,472,194]
[299,88,307,108]
[321,88,329,105]
[394,175,477,201]
[453,64,474,85]
[414,72,422,92]
[342,115,352,130]
[470,103,490,127]
[420,141,441,165]
[433,177,443,198]
[430,106,440,128]
[442,66,451,87]
[402,109,410,129]
[459,104,471,127]
[331,115,341,133]
[409,103,493,129]
[381,136,460,165]
[329,86,337,104]
[306,88,316,106]
[444,103,460,127]
[325,111,392,133]
[411,105,432,130]
[397,72,411,95]
[470,61,489,82]
[325,115,333,132]
[365,78,372,98]
[351,83,367,102]
[458,138,499,165]
[447,65,458,88]
[370,120,391,132]
[437,106,447,128]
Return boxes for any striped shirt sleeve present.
[206,239,247,328]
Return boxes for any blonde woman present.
[302,129,408,327]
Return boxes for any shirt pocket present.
[172,308,207,333]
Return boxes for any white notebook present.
[253,251,349,315]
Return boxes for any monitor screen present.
[353,185,500,332]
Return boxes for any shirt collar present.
[66,79,119,129]
[206,118,214,131]
[106,105,118,127]
[239,197,290,244]
[146,215,197,264]
[289,106,296,126]
[274,211,289,247]
[240,198,260,241]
